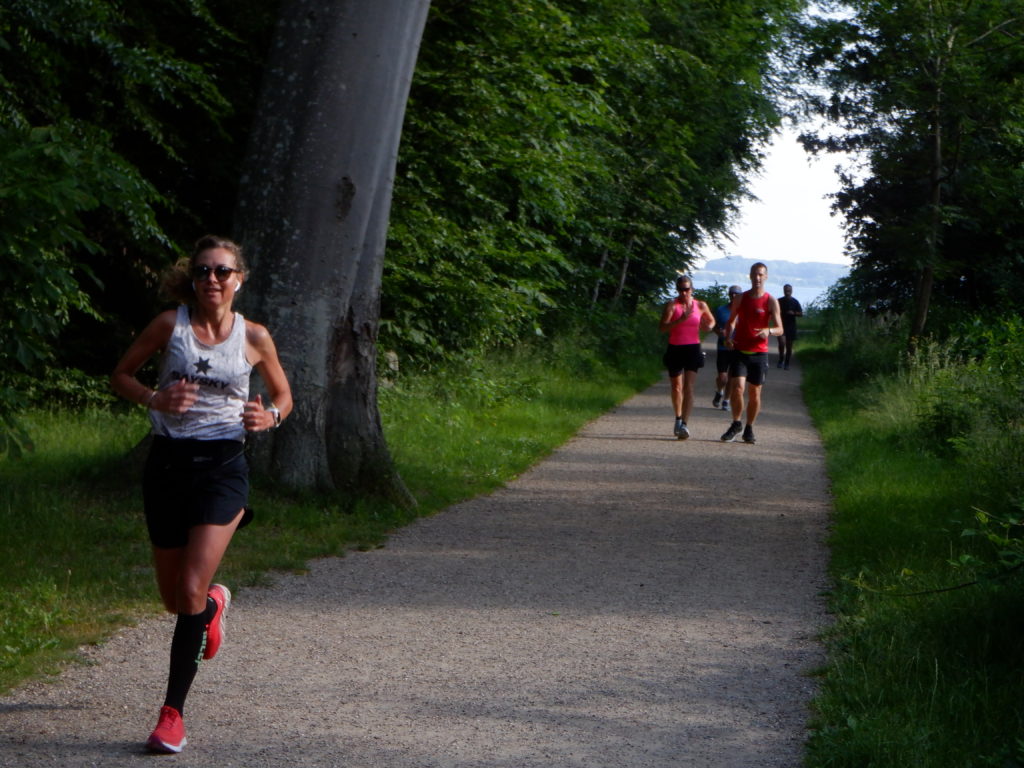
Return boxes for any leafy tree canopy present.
[796,0,1024,333]
[384,0,803,364]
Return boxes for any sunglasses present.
[192,264,242,282]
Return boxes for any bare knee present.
[176,576,210,615]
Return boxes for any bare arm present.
[699,301,715,333]
[244,321,293,432]
[659,300,679,333]
[760,297,785,338]
[110,310,198,413]
[724,303,740,347]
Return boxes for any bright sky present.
[698,126,851,267]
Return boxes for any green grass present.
[0,331,661,694]
[800,339,1024,768]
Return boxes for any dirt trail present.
[0,343,831,767]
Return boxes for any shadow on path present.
[0,344,831,768]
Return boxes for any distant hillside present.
[689,256,849,306]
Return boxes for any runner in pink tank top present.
[659,275,715,440]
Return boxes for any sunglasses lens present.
[193,265,236,281]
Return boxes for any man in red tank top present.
[720,262,783,444]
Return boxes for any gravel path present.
[0,345,831,767]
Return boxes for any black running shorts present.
[143,436,253,549]
[728,351,769,386]
[716,348,735,374]
[662,343,704,377]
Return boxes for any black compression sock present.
[162,602,214,714]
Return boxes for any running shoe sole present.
[147,734,187,754]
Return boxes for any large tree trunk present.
[233,0,430,505]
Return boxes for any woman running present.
[111,234,292,753]
[659,275,715,440]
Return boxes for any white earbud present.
[234,280,242,292]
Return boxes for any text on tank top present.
[149,305,252,441]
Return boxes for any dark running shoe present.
[743,424,756,444]
[720,421,742,442]
[712,392,723,408]
[677,421,690,440]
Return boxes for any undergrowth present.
[801,309,1024,767]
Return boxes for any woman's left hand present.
[243,394,276,432]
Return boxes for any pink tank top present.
[668,300,703,345]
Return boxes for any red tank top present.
[734,292,773,353]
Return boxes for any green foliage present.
[801,311,1024,766]
[797,0,1024,326]
[0,0,272,450]
[385,0,802,364]
[3,0,803,382]
[962,507,1024,574]
[693,282,728,308]
[815,302,907,381]
[0,123,163,368]
[0,121,164,454]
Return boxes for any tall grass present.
[0,312,663,694]
[801,310,1024,768]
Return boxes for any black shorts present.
[728,351,769,386]
[716,347,735,374]
[143,437,253,549]
[783,321,797,341]
[662,344,704,377]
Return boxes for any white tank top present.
[149,305,252,441]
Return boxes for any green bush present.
[817,305,908,381]
[802,315,1024,767]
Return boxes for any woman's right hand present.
[152,378,200,414]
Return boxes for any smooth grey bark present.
[234,0,430,504]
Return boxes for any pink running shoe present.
[203,584,231,660]
[146,705,186,753]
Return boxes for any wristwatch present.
[267,406,282,428]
